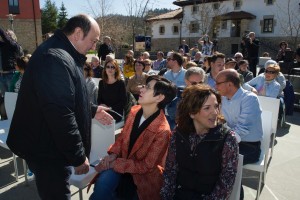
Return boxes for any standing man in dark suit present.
[7,14,113,200]
[245,32,260,77]
[98,36,113,65]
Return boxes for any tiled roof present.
[174,0,230,6]
[145,8,183,22]
[217,11,256,20]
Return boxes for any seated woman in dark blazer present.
[161,84,239,200]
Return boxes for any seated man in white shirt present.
[215,69,263,200]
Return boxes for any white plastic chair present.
[70,119,115,200]
[0,92,18,129]
[257,96,280,159]
[0,92,21,182]
[243,110,273,200]
[92,78,101,87]
[229,154,244,200]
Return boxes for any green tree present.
[41,0,58,34]
[57,2,68,29]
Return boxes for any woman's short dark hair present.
[176,84,221,133]
[102,60,121,83]
[62,14,91,38]
[16,56,29,71]
[279,41,288,48]
[146,75,176,109]
[133,60,146,71]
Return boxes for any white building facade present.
[146,0,300,57]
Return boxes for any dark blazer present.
[7,30,97,167]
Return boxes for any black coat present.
[7,30,97,167]
[0,28,22,71]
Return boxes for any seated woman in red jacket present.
[89,75,176,200]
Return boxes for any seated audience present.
[84,63,98,104]
[185,61,198,69]
[126,60,148,100]
[237,60,253,82]
[123,54,135,79]
[192,51,203,66]
[161,84,239,199]
[153,51,165,70]
[97,60,126,122]
[245,62,281,98]
[144,59,157,75]
[89,75,176,200]
[204,53,225,88]
[166,67,205,130]
[91,56,103,78]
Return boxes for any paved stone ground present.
[1,111,300,200]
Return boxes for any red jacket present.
[109,105,171,200]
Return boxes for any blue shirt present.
[221,87,263,142]
[244,74,281,98]
[204,73,216,89]
[163,67,186,87]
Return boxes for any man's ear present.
[73,27,83,41]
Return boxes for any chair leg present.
[23,159,28,185]
[12,153,18,182]
[79,189,83,200]
[270,133,275,158]
[256,172,263,200]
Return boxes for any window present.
[234,1,241,9]
[159,25,165,35]
[221,21,227,29]
[190,21,199,33]
[8,0,20,14]
[266,0,274,5]
[192,5,199,14]
[263,19,273,32]
[173,25,179,34]
[212,3,220,10]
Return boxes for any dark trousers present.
[248,57,259,77]
[239,141,261,200]
[27,161,72,200]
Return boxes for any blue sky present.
[40,0,180,17]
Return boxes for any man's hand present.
[94,106,113,125]
[251,87,258,95]
[74,157,90,175]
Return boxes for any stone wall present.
[0,18,42,54]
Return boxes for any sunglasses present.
[105,65,116,69]
[265,70,276,74]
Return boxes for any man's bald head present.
[216,69,241,88]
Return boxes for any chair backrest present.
[89,119,115,163]
[4,92,18,120]
[258,96,279,134]
[258,57,271,67]
[229,154,244,200]
[260,110,273,161]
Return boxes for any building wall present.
[0,0,42,54]
[149,0,300,56]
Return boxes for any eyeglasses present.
[105,65,116,69]
[265,70,276,74]
[215,80,228,85]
